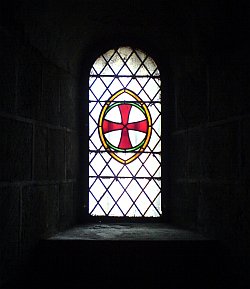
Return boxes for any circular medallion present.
[98,89,152,164]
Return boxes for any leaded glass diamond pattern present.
[89,47,161,217]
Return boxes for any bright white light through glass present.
[89,47,161,217]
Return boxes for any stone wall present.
[169,36,250,255]
[0,26,78,286]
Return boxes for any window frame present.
[79,39,171,223]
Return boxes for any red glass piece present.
[102,103,148,150]
[118,127,132,149]
[127,119,148,133]
[119,104,132,125]
[102,120,123,133]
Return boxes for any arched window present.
[88,46,161,217]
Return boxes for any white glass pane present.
[90,78,107,99]
[126,180,142,201]
[102,49,115,62]
[91,205,105,216]
[144,57,159,75]
[115,92,135,102]
[117,163,134,177]
[92,56,107,74]
[109,206,123,217]
[126,79,144,96]
[105,130,122,147]
[99,193,115,215]
[90,178,107,201]
[143,78,161,100]
[89,130,102,150]
[117,192,133,215]
[100,62,114,76]
[129,106,145,122]
[126,52,143,74]
[108,52,124,74]
[135,192,151,214]
[118,76,132,88]
[105,105,122,122]
[108,78,124,96]
[90,154,107,175]
[146,130,161,152]
[117,47,133,62]
[119,65,132,76]
[134,49,147,64]
[129,130,146,147]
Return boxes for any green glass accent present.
[105,102,145,116]
[126,139,145,151]
[105,102,121,115]
[106,139,145,152]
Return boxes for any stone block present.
[17,47,42,119]
[41,62,60,125]
[170,132,187,180]
[170,182,199,229]
[209,64,247,121]
[34,125,48,180]
[0,29,17,113]
[240,64,250,116]
[237,183,250,255]
[48,128,65,181]
[59,182,76,230]
[21,185,59,256]
[201,123,239,180]
[177,68,207,129]
[65,131,78,179]
[21,185,47,256]
[0,186,20,285]
[188,129,201,178]
[0,118,32,181]
[242,118,250,180]
[60,73,77,129]
[198,183,241,245]
[46,185,59,235]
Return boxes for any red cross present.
[102,104,148,149]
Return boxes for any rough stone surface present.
[34,125,48,180]
[59,182,76,230]
[187,129,202,178]
[48,128,65,180]
[242,118,250,180]
[0,29,17,113]
[49,223,208,241]
[41,62,60,125]
[198,183,242,251]
[0,186,20,284]
[170,182,200,229]
[46,185,60,235]
[17,47,42,120]
[201,123,239,180]
[60,74,76,129]
[170,132,187,179]
[177,67,207,128]
[21,185,47,256]
[210,64,248,121]
[21,185,59,256]
[0,118,32,181]
[65,131,78,179]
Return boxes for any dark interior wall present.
[169,2,250,255]
[0,25,78,285]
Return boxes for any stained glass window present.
[89,47,161,217]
